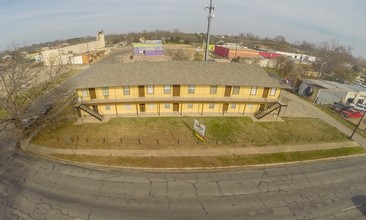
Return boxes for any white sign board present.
[193,119,206,140]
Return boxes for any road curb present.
[24,147,366,172]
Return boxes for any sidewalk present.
[22,141,360,157]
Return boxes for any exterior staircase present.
[254,102,282,119]
[79,104,104,121]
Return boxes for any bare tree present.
[274,56,302,78]
[313,39,353,79]
[0,45,69,134]
[193,52,203,61]
[166,49,191,61]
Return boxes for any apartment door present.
[89,88,96,99]
[138,86,145,97]
[222,103,229,112]
[173,85,180,97]
[173,103,179,112]
[224,86,232,97]
[259,104,266,111]
[139,104,146,112]
[262,87,270,98]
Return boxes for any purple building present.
[132,43,164,56]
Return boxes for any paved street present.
[1,145,366,219]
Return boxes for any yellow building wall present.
[116,104,137,115]
[181,103,201,113]
[201,103,222,113]
[78,85,281,100]
[145,103,158,113]
[77,84,276,117]
[160,103,172,113]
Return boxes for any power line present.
[204,0,215,61]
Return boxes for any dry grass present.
[51,147,366,168]
[32,117,349,150]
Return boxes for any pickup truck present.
[330,102,349,112]
[349,103,366,112]
[341,109,363,118]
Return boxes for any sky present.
[0,0,365,57]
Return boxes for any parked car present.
[341,109,364,118]
[330,102,349,112]
[349,103,366,112]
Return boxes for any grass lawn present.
[32,116,349,150]
[51,147,366,168]
[317,104,366,139]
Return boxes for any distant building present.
[40,31,108,66]
[296,79,366,105]
[214,45,260,59]
[214,45,316,63]
[132,41,164,56]
[276,51,316,62]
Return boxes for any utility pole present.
[204,0,215,61]
[350,111,366,139]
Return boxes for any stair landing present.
[250,114,284,122]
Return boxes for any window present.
[147,85,154,94]
[81,89,88,97]
[102,87,109,96]
[148,104,154,110]
[233,86,240,95]
[105,105,111,111]
[250,87,257,95]
[188,85,195,94]
[164,85,171,94]
[246,104,253,109]
[187,103,193,109]
[210,85,217,94]
[123,86,130,95]
[165,104,170,109]
[125,104,131,111]
[231,103,236,109]
[270,88,277,96]
[208,103,215,109]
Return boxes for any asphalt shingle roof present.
[74,61,285,89]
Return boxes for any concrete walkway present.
[22,141,360,157]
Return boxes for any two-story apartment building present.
[74,61,286,121]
